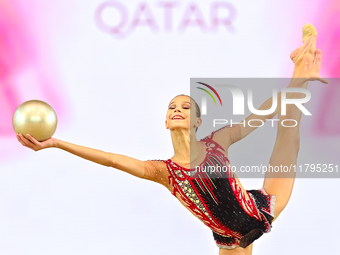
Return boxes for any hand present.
[294,49,328,84]
[16,134,56,151]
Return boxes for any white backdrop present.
[1,0,339,254]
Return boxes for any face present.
[165,95,201,132]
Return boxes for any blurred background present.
[0,0,339,254]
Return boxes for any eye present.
[169,105,175,109]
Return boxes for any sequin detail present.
[167,160,217,224]
[143,125,276,249]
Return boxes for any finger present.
[19,134,36,148]
[26,134,40,146]
[311,50,317,67]
[314,49,320,68]
[315,50,320,67]
[318,49,322,70]
[317,77,329,84]
[305,57,309,71]
[16,134,25,145]
[18,134,31,147]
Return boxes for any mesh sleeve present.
[142,160,170,188]
[211,124,242,149]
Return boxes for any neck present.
[170,128,200,163]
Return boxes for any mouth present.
[172,115,184,120]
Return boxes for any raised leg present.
[262,84,305,221]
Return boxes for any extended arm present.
[16,134,145,178]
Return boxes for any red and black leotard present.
[143,125,276,249]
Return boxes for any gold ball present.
[12,100,58,141]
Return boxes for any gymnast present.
[16,24,327,255]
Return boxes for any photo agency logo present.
[196,82,223,106]
[191,78,340,179]
[95,1,237,39]
[192,79,312,128]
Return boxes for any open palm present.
[16,134,55,151]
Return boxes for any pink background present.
[0,0,339,254]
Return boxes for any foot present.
[290,23,317,68]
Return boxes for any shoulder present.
[201,124,242,150]
[142,159,169,182]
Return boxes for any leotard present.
[142,125,276,249]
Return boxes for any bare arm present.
[16,134,145,178]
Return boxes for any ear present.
[196,118,202,128]
[165,120,168,129]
